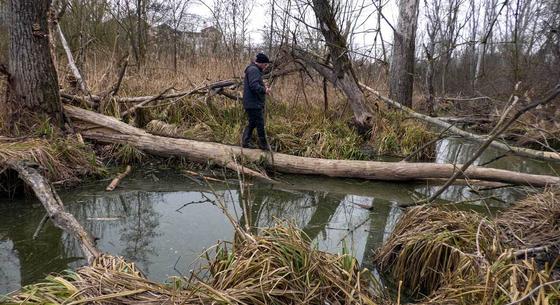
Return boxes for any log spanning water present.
[65,105,560,187]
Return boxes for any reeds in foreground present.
[374,188,560,305]
[6,224,386,305]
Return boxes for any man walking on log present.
[242,53,272,150]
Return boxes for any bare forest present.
[0,0,559,304]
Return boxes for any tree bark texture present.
[6,160,100,263]
[310,0,373,127]
[389,0,420,108]
[64,105,560,187]
[3,0,64,132]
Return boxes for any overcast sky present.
[194,0,399,50]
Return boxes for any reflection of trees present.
[361,199,394,267]
[313,195,373,262]
[63,190,162,273]
[0,203,69,289]
[302,193,344,242]
[251,188,319,229]
[119,192,161,272]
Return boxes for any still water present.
[0,138,558,294]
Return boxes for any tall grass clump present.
[496,188,560,252]
[371,110,437,160]
[374,206,501,296]
[143,95,437,161]
[6,224,386,305]
[0,137,104,184]
[374,188,560,305]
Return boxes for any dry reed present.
[374,188,560,305]
[6,224,385,305]
[0,137,103,184]
[65,55,435,161]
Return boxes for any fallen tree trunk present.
[64,105,560,187]
[360,83,560,162]
[6,160,100,263]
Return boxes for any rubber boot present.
[242,127,255,148]
[258,137,270,151]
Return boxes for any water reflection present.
[0,153,550,294]
[416,137,559,205]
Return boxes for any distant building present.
[182,26,222,54]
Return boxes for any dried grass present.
[496,188,560,252]
[6,224,385,305]
[70,56,434,161]
[0,137,104,184]
[374,188,560,305]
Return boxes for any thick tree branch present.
[6,160,100,263]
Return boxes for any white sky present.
[194,0,399,49]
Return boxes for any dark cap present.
[255,53,272,64]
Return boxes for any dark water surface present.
[1,138,558,294]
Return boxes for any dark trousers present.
[242,108,268,149]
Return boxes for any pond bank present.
[2,177,558,304]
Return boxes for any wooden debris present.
[106,165,132,191]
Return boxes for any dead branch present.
[120,87,175,117]
[6,160,100,263]
[57,24,89,94]
[106,165,132,191]
[110,54,129,97]
[425,83,560,203]
[32,213,49,240]
[360,83,560,162]
[60,92,98,107]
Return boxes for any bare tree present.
[295,0,374,128]
[167,0,190,73]
[389,0,420,108]
[2,0,64,133]
[423,0,441,114]
[473,0,506,88]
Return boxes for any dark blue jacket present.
[243,63,266,109]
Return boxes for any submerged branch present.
[6,160,100,263]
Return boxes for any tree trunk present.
[424,46,436,115]
[3,0,64,133]
[389,0,420,108]
[64,105,560,187]
[7,160,100,263]
[310,0,373,127]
